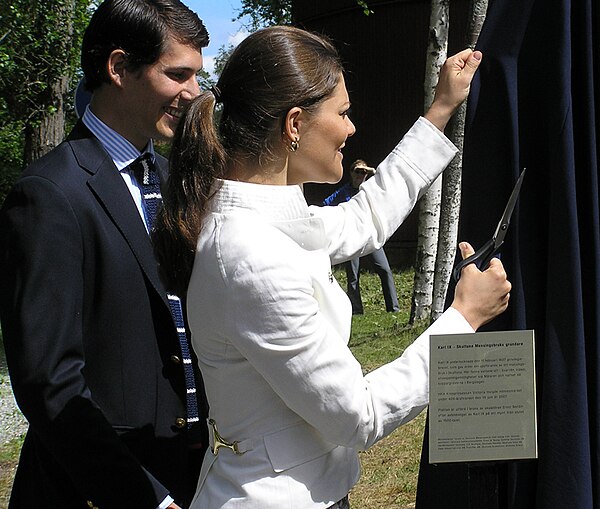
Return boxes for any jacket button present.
[170,354,181,364]
[175,417,187,429]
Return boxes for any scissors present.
[452,169,526,282]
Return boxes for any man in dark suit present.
[0,1,209,507]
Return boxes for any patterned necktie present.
[131,153,199,429]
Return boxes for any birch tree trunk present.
[431,0,489,320]
[410,0,449,324]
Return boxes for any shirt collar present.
[210,179,310,221]
[209,179,326,251]
[82,105,155,171]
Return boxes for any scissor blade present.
[491,169,526,246]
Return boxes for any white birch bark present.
[410,0,450,324]
[431,0,489,320]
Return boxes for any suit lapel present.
[69,124,171,309]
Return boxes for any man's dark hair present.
[82,0,209,91]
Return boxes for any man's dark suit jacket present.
[0,122,208,508]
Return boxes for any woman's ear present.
[283,106,304,144]
[107,49,128,88]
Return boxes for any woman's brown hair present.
[154,25,344,294]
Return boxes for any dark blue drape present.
[416,0,599,507]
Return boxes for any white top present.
[187,117,474,509]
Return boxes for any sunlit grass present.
[332,267,428,508]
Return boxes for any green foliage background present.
[0,0,97,203]
[0,0,93,122]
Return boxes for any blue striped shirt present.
[82,106,156,231]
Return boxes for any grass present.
[338,267,429,508]
[0,268,429,508]
[0,438,20,508]
[0,330,22,509]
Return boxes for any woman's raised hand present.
[424,48,483,131]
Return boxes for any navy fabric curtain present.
[416,0,599,507]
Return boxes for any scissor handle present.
[452,238,501,282]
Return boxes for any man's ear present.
[106,49,128,88]
[283,106,304,144]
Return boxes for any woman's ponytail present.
[153,90,226,295]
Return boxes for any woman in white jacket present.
[155,26,511,509]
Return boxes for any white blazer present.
[187,118,474,509]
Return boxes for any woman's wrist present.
[423,101,456,132]
[450,302,484,332]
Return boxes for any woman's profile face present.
[287,74,356,185]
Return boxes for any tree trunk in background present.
[21,0,76,165]
[23,75,68,165]
[410,0,449,324]
[431,0,489,320]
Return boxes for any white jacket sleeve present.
[221,224,473,450]
[310,117,458,264]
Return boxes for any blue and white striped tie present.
[132,153,199,428]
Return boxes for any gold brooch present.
[209,419,244,455]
